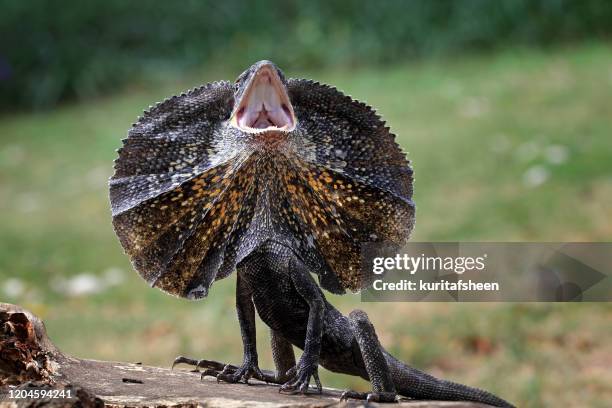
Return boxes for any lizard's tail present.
[385,353,515,407]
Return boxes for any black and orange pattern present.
[110,71,414,298]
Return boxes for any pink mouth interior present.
[235,70,294,131]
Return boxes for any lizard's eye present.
[234,71,249,92]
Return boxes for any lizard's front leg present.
[280,258,324,394]
[340,309,397,403]
[217,272,265,384]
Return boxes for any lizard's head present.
[230,60,296,134]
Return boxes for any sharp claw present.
[279,382,297,394]
[172,356,198,370]
[199,368,218,381]
[299,381,309,394]
[172,356,233,373]
[339,390,368,401]
[281,376,309,395]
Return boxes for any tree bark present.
[0,303,492,408]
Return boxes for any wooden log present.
[0,303,493,407]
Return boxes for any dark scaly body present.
[110,61,513,406]
[230,241,513,407]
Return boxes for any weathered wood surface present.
[0,303,492,408]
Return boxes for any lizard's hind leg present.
[270,329,297,383]
[340,310,398,403]
[217,330,296,385]
[215,331,296,385]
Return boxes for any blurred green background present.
[1,1,611,406]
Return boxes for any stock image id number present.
[8,389,72,399]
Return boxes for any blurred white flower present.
[2,278,25,298]
[58,273,102,296]
[544,144,569,165]
[523,165,550,187]
[51,267,125,297]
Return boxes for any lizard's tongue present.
[252,110,273,129]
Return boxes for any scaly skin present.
[174,241,513,406]
[111,61,513,406]
[110,61,414,298]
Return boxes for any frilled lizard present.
[109,61,513,406]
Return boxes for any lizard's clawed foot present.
[279,364,322,394]
[172,354,281,385]
[171,355,231,373]
[217,358,266,385]
[340,389,398,403]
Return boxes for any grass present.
[1,43,612,406]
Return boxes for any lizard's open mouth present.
[230,65,296,133]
